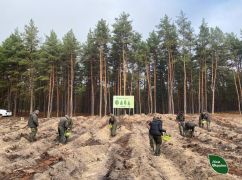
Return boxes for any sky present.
[1,0,242,44]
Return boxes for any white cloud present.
[206,0,242,35]
[0,0,242,44]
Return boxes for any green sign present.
[113,96,134,109]
[208,154,228,174]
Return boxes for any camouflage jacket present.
[28,112,39,128]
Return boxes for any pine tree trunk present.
[160,70,165,113]
[149,58,153,113]
[168,50,174,114]
[129,74,133,115]
[138,69,141,113]
[118,67,119,96]
[136,77,139,114]
[99,48,103,117]
[205,58,207,111]
[147,80,150,113]
[50,65,55,117]
[145,55,153,113]
[91,60,95,116]
[108,76,111,114]
[118,61,122,97]
[139,80,141,114]
[61,85,64,116]
[120,65,122,96]
[67,64,69,115]
[201,60,204,112]
[67,61,69,115]
[171,53,175,114]
[191,69,194,114]
[104,57,107,116]
[117,70,119,96]
[211,53,217,114]
[43,93,46,116]
[198,65,201,113]
[237,72,242,105]
[29,67,34,113]
[211,54,214,114]
[154,55,157,113]
[168,50,171,114]
[123,44,127,115]
[7,87,11,111]
[47,70,52,118]
[56,69,59,117]
[70,53,74,117]
[183,55,187,114]
[13,93,17,117]
[214,56,217,111]
[233,70,241,114]
[123,45,126,96]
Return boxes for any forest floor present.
[0,113,241,180]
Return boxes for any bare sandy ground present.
[0,113,241,180]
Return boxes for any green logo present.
[208,155,228,174]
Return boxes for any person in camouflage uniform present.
[183,121,197,137]
[176,111,185,136]
[58,115,73,144]
[146,120,154,152]
[199,111,211,131]
[108,113,118,137]
[28,110,40,142]
[149,114,166,156]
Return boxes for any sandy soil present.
[0,113,241,180]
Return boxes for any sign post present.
[113,96,134,115]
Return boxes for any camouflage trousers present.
[149,134,155,151]
[29,128,38,142]
[58,126,67,144]
[178,122,185,136]
[110,124,117,137]
[199,119,211,131]
[150,135,162,156]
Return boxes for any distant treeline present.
[0,11,241,117]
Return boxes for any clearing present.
[0,114,241,180]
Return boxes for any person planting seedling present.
[58,115,73,144]
[176,111,185,136]
[107,112,119,137]
[182,121,197,137]
[199,111,211,131]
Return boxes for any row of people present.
[176,111,211,137]
[27,110,211,153]
[28,110,72,143]
[147,111,211,156]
